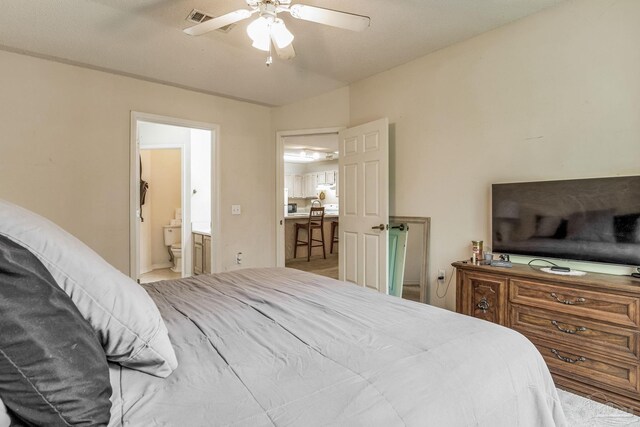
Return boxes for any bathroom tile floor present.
[139,268,182,284]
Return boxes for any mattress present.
[108,268,566,426]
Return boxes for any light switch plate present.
[231,205,241,215]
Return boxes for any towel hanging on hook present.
[139,156,149,222]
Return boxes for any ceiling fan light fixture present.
[270,19,294,49]
[247,16,271,51]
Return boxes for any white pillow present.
[0,199,177,378]
[0,398,9,427]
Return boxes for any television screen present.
[492,176,640,266]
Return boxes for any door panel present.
[344,164,358,215]
[364,131,379,152]
[344,231,358,283]
[364,161,380,216]
[364,233,380,290]
[339,118,389,293]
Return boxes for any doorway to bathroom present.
[130,112,220,283]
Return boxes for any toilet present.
[163,225,182,273]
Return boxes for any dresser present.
[453,261,640,412]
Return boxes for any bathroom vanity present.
[192,231,211,275]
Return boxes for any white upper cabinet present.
[284,174,294,194]
[285,167,338,199]
[317,172,326,185]
[304,173,318,198]
[293,175,304,198]
[326,170,336,185]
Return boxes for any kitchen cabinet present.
[304,173,317,198]
[325,170,335,185]
[284,174,293,194]
[293,175,304,198]
[285,169,338,198]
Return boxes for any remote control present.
[632,273,640,279]
[550,266,571,272]
[490,260,512,268]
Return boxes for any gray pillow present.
[0,235,111,426]
[0,199,177,378]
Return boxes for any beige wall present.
[349,0,640,310]
[272,86,350,131]
[148,149,181,268]
[0,49,274,273]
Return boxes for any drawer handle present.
[550,292,586,305]
[551,348,586,364]
[551,320,587,334]
[476,297,490,313]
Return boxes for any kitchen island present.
[285,213,338,260]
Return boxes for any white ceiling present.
[0,0,564,106]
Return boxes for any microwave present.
[287,203,297,214]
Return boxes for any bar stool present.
[330,220,339,254]
[294,207,326,261]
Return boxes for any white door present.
[338,118,389,293]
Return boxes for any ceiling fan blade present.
[272,37,296,60]
[288,4,370,31]
[183,9,253,36]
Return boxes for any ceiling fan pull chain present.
[266,42,273,67]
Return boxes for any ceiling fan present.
[183,0,370,65]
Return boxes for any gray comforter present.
[108,268,566,426]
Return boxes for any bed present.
[0,199,565,426]
[108,268,566,426]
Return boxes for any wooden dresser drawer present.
[510,305,639,360]
[510,279,640,328]
[458,271,507,325]
[532,337,640,395]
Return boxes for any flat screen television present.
[492,176,640,266]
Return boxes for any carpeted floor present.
[286,253,339,279]
[285,255,422,302]
[559,388,640,426]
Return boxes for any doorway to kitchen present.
[276,128,342,278]
[130,112,220,283]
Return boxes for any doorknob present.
[371,224,385,230]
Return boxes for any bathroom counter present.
[191,228,211,236]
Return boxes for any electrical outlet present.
[231,205,241,215]
[438,269,445,281]
[236,252,243,264]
